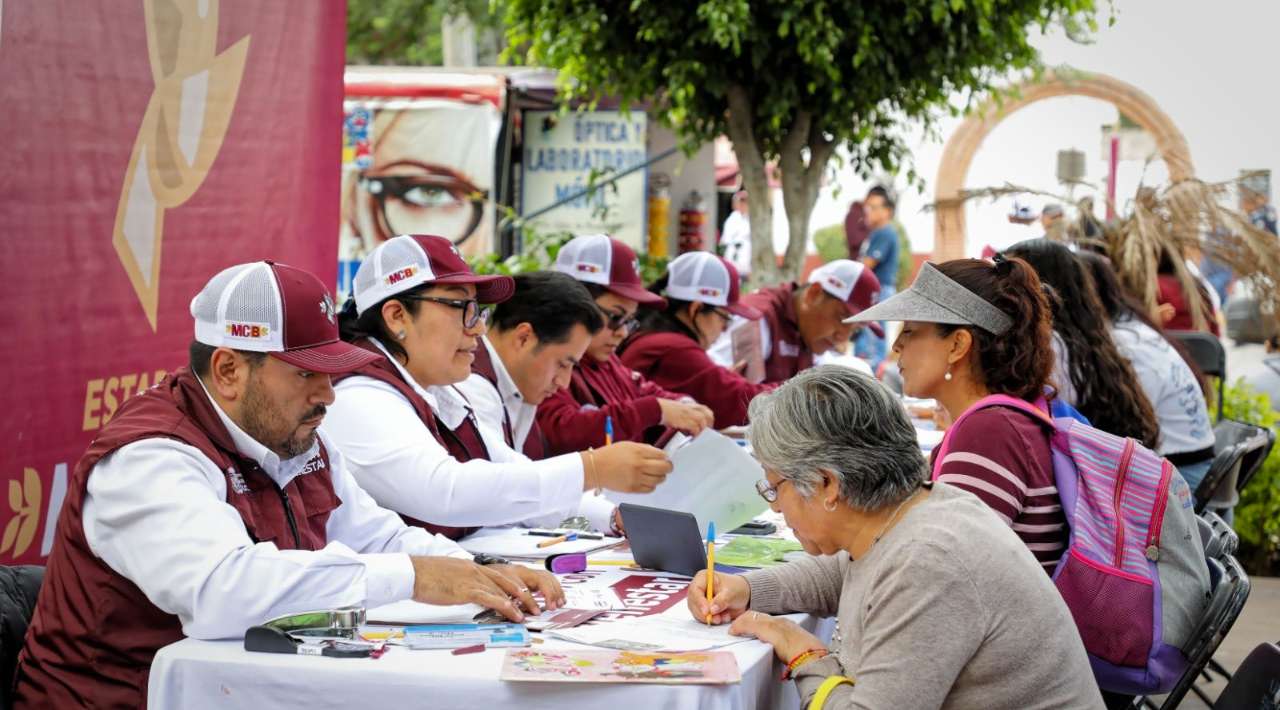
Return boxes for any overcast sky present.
[793,0,1280,256]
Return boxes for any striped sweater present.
[932,407,1068,572]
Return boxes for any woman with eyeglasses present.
[617,251,776,429]
[537,234,715,455]
[324,235,675,539]
[687,366,1103,710]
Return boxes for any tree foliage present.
[347,0,502,66]
[504,0,1101,285]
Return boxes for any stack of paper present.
[459,527,623,560]
[547,614,750,652]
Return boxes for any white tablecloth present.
[147,614,828,710]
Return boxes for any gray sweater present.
[743,483,1105,710]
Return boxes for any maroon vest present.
[740,283,813,383]
[13,368,338,710]
[334,342,488,539]
[470,343,549,460]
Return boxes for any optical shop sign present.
[0,1,344,564]
[521,111,647,248]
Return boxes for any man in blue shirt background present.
[854,185,899,368]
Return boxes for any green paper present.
[715,537,804,568]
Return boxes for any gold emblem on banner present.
[112,0,250,330]
[2,468,41,558]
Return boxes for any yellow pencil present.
[705,522,716,625]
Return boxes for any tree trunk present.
[725,84,836,289]
[725,84,783,287]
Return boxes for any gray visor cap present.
[843,262,1013,335]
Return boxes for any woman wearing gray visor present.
[846,256,1071,574]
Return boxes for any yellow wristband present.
[807,675,855,710]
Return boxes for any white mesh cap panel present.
[190,262,285,351]
[665,252,731,306]
[352,235,436,315]
[553,234,613,286]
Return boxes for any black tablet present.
[618,503,707,578]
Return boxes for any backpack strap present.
[932,394,1055,480]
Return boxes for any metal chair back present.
[1170,331,1226,421]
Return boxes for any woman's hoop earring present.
[823,499,837,512]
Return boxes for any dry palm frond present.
[932,174,1280,331]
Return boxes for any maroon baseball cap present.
[809,260,884,337]
[553,234,667,308]
[352,235,515,315]
[190,261,381,374]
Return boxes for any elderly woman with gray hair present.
[687,366,1103,710]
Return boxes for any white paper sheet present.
[366,599,484,625]
[610,430,768,534]
[548,613,749,652]
[459,527,624,560]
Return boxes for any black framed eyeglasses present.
[401,295,490,330]
[755,478,790,503]
[601,308,640,334]
[358,173,488,246]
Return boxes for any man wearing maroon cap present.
[14,261,560,710]
[709,259,882,384]
[538,234,715,455]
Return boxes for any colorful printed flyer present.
[500,649,741,685]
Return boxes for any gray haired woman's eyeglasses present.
[755,478,791,503]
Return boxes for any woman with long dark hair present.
[619,251,775,428]
[1005,239,1161,451]
[1078,251,1216,488]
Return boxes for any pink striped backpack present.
[934,395,1211,694]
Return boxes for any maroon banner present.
[0,1,346,563]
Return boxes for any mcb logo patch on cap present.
[575,262,602,274]
[825,276,848,291]
[225,322,271,339]
[698,287,723,298]
[385,265,418,286]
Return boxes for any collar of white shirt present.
[482,336,524,411]
[368,338,475,430]
[194,375,322,488]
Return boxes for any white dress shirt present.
[324,340,615,532]
[721,210,752,276]
[456,336,539,451]
[81,379,467,641]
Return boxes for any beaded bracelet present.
[782,648,830,680]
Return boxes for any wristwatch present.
[472,553,510,566]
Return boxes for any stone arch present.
[933,69,1194,262]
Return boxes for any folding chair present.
[1195,511,1239,561]
[1196,420,1272,514]
[1212,642,1280,709]
[1235,425,1275,494]
[1169,331,1226,421]
[1189,512,1243,700]
[1139,554,1252,709]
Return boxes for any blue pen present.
[604,415,614,446]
